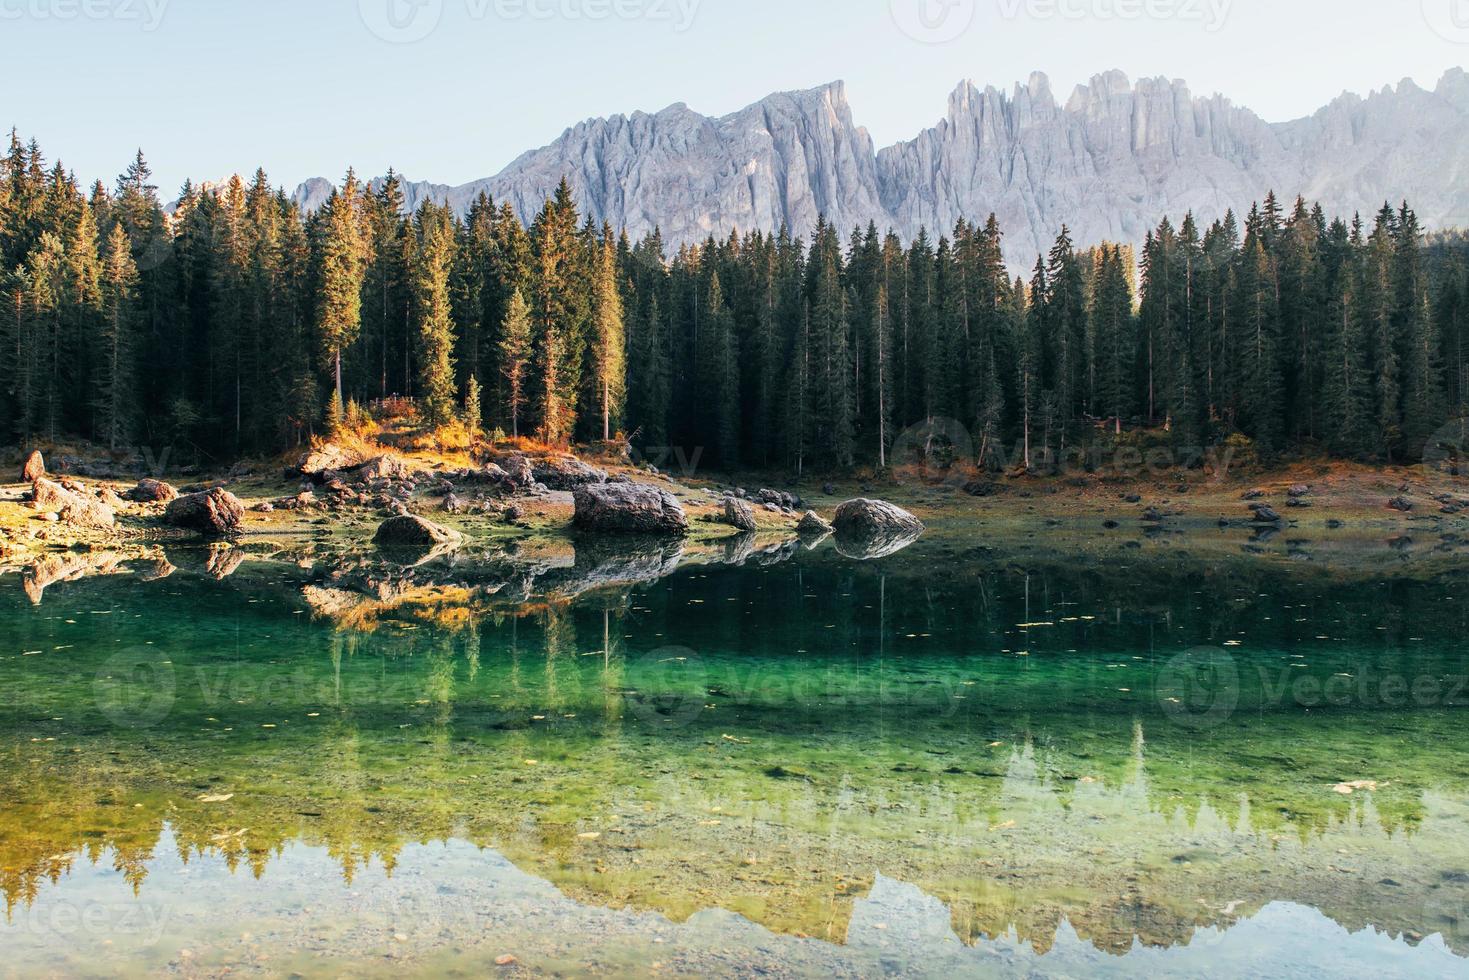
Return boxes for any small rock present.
[1388,497,1415,513]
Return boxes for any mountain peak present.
[290,68,1469,266]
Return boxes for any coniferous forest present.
[3,131,1468,474]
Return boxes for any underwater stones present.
[573,483,689,536]
[165,488,246,537]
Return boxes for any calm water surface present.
[2,528,1469,977]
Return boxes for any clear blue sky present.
[7,0,1467,196]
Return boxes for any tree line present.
[2,130,1466,473]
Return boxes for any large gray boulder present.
[165,488,246,537]
[294,443,365,481]
[31,478,114,528]
[832,499,924,536]
[532,455,608,490]
[797,510,834,536]
[373,514,461,549]
[573,483,689,536]
[124,478,179,504]
[350,455,410,484]
[831,499,924,560]
[722,497,758,532]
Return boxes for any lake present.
[2,525,1468,977]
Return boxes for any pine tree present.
[464,373,483,438]
[410,202,459,428]
[498,290,533,439]
[314,171,367,405]
[589,229,626,441]
[96,222,138,449]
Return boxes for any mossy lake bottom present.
[2,527,1469,977]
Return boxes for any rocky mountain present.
[292,68,1469,265]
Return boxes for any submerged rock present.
[21,450,45,482]
[573,483,689,536]
[165,488,246,537]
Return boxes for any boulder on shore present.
[573,483,689,536]
[493,453,537,491]
[165,488,246,537]
[722,497,758,532]
[124,478,179,504]
[832,499,924,536]
[831,499,924,561]
[293,443,365,481]
[31,477,114,528]
[533,456,608,491]
[350,455,409,484]
[373,514,461,549]
[21,450,45,482]
[797,510,834,536]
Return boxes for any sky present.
[4,0,1467,196]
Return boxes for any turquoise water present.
[1,532,1468,977]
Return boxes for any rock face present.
[124,479,178,504]
[165,488,245,537]
[573,483,689,536]
[374,514,460,549]
[31,478,114,528]
[722,497,758,532]
[21,450,45,482]
[292,68,1469,266]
